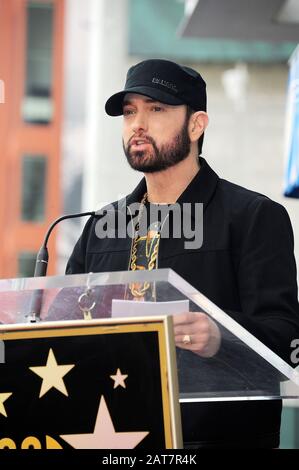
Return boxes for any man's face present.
[122,93,191,173]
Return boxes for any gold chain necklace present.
[129,192,161,298]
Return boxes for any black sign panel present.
[0,320,180,449]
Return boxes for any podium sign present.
[0,317,182,449]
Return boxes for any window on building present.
[21,155,47,221]
[22,1,54,124]
[18,252,37,277]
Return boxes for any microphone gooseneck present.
[29,211,96,322]
[33,212,95,277]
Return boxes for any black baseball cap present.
[105,59,207,116]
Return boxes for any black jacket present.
[67,158,299,448]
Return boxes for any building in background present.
[0,0,134,278]
[0,0,64,277]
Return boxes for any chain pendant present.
[129,193,160,299]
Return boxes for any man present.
[67,59,299,448]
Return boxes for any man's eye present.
[123,109,134,116]
[152,106,163,112]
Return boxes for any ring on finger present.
[182,334,192,345]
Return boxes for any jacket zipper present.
[155,213,170,269]
[126,204,135,271]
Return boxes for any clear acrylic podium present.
[1,268,299,449]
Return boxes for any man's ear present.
[189,111,209,142]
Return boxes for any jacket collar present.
[126,157,219,209]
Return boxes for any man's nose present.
[132,113,148,133]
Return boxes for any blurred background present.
[0,0,299,447]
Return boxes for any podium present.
[0,268,299,450]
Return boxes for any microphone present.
[28,211,96,322]
[34,211,96,277]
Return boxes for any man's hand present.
[173,312,221,358]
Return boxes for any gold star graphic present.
[110,368,128,389]
[0,393,12,417]
[29,348,75,398]
[60,395,149,449]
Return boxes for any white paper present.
[111,299,189,318]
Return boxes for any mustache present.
[128,135,155,147]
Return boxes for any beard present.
[122,115,191,173]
